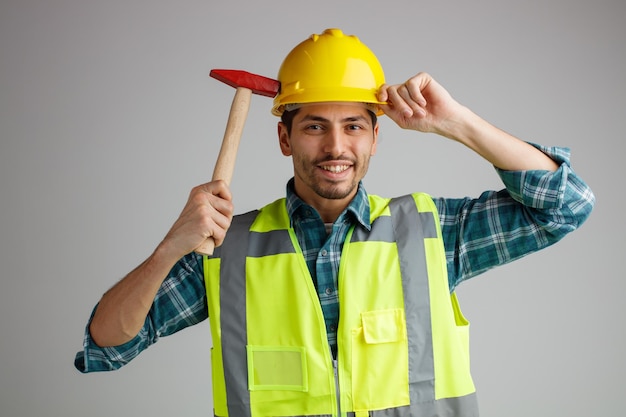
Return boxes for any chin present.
[315,184,356,200]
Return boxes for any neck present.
[309,199,351,223]
[293,185,356,223]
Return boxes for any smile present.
[320,165,351,173]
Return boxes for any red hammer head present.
[209,69,280,97]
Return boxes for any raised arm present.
[89,180,233,347]
[377,73,594,290]
[378,72,559,172]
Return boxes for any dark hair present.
[280,108,300,135]
[280,107,378,135]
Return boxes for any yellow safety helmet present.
[272,28,386,116]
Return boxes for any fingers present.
[378,72,436,131]
[189,181,234,246]
[196,179,233,203]
[379,72,431,119]
[162,180,235,257]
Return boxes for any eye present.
[304,123,325,132]
[346,123,368,134]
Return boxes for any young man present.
[76,29,594,416]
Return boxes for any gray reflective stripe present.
[291,414,354,417]
[211,413,352,416]
[214,210,297,417]
[386,196,479,417]
[211,215,295,260]
[351,209,437,243]
[289,414,353,417]
[371,392,479,417]
[271,392,480,417]
[218,210,258,417]
[351,216,394,242]
[389,195,436,406]
[248,230,296,257]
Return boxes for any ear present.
[370,122,379,156]
[278,122,292,156]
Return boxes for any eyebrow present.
[298,114,370,125]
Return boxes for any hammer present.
[195,69,280,256]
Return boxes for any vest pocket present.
[451,293,470,360]
[351,309,410,410]
[246,345,308,392]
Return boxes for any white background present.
[1,0,623,416]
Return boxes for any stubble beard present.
[296,155,369,200]
[310,179,357,200]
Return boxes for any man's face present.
[278,102,378,208]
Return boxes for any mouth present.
[319,164,351,174]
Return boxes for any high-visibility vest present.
[204,193,479,417]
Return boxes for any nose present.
[321,127,346,156]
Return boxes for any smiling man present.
[75,29,595,417]
[278,103,379,221]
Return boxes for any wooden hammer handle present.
[195,87,252,256]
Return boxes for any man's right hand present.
[159,180,234,261]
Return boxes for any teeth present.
[321,165,349,173]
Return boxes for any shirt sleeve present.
[74,252,208,373]
[435,144,595,292]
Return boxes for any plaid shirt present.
[75,144,595,372]
[286,178,371,357]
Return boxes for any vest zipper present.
[333,359,342,417]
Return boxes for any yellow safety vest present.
[204,193,479,417]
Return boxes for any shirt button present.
[325,287,333,295]
[330,324,337,332]
[321,249,327,256]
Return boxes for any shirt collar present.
[285,178,371,231]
